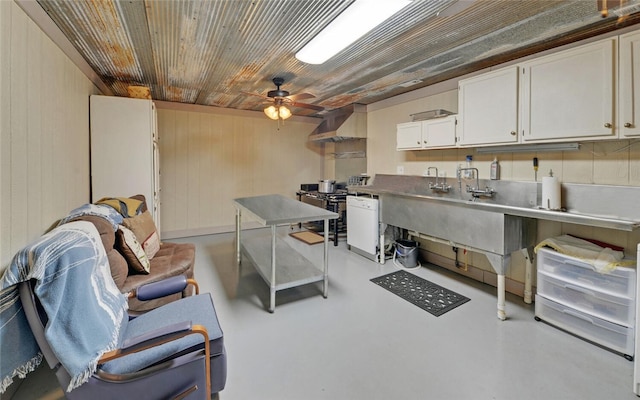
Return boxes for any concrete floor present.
[10,228,639,399]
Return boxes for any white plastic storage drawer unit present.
[536,247,635,298]
[537,270,635,326]
[535,295,635,357]
[535,247,636,360]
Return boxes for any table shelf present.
[241,235,324,291]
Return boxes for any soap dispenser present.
[464,155,473,179]
[490,157,500,180]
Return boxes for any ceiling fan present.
[247,77,324,121]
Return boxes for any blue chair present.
[19,276,227,399]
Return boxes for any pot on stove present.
[319,179,336,193]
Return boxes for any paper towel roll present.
[542,176,561,210]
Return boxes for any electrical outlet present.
[397,165,404,174]
[439,171,446,178]
[423,169,430,177]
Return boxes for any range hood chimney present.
[308,104,367,143]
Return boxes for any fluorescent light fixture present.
[398,79,423,88]
[295,0,411,64]
[476,143,580,154]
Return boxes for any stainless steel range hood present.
[308,104,367,143]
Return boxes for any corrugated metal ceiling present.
[35,0,640,117]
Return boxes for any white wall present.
[0,1,97,273]
[157,104,324,238]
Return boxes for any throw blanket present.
[0,221,128,393]
[58,203,124,231]
[534,234,634,273]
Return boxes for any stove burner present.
[298,189,348,202]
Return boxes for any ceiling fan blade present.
[241,91,270,100]
[291,101,324,111]
[288,92,315,101]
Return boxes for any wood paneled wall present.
[0,2,96,272]
[157,105,323,238]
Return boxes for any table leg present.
[268,224,277,312]
[331,203,339,246]
[297,192,302,229]
[235,208,241,265]
[323,218,329,298]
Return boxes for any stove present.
[297,186,349,246]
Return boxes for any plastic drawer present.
[535,295,634,358]
[536,247,636,298]
[537,271,635,326]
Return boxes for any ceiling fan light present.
[278,105,292,120]
[264,105,279,120]
[295,0,411,64]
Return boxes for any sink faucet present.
[427,167,439,186]
[457,166,479,192]
[428,167,451,193]
[457,166,495,198]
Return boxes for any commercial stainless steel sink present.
[355,174,640,231]
[350,174,640,320]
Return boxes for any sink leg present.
[378,223,387,264]
[497,274,506,321]
[522,248,534,304]
[485,253,508,321]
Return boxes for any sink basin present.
[351,174,640,231]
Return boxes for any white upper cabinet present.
[425,115,457,148]
[619,31,640,137]
[520,38,616,141]
[397,116,457,150]
[457,66,519,146]
[396,121,423,150]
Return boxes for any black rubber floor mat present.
[370,270,470,317]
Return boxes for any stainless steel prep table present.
[233,194,338,312]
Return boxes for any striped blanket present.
[0,221,128,393]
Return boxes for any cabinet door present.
[423,115,456,148]
[457,66,519,146]
[521,38,616,141]
[396,121,423,150]
[620,31,640,137]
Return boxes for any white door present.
[423,115,457,148]
[457,66,519,146]
[521,38,616,141]
[90,95,156,221]
[620,31,640,137]
[396,121,423,150]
